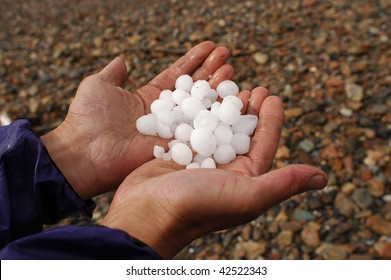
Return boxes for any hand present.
[101,90,328,259]
[41,41,233,200]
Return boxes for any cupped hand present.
[41,41,233,200]
[101,91,328,259]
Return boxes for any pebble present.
[316,244,349,260]
[301,222,321,248]
[366,214,391,235]
[351,188,373,209]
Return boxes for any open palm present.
[102,92,328,258]
[46,41,234,199]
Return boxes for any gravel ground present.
[1,0,390,259]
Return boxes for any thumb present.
[98,57,128,86]
[251,164,328,211]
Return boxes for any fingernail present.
[308,174,328,190]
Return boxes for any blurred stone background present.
[1,0,390,259]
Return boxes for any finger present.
[208,64,234,89]
[192,46,230,81]
[149,41,216,90]
[248,95,284,175]
[237,90,251,114]
[249,165,328,213]
[246,87,269,115]
[97,57,128,86]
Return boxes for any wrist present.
[100,186,189,259]
[41,122,95,200]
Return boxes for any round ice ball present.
[174,123,194,142]
[213,144,236,164]
[136,113,157,136]
[156,110,175,126]
[223,95,243,110]
[192,153,207,165]
[159,89,174,104]
[171,142,193,166]
[191,80,210,100]
[193,109,218,132]
[219,97,241,125]
[153,145,165,158]
[214,125,233,145]
[216,80,239,99]
[175,74,193,92]
[186,162,200,169]
[190,127,217,157]
[172,88,191,106]
[157,123,174,139]
[200,157,216,169]
[181,97,205,120]
[232,115,258,135]
[231,133,251,154]
[151,99,173,114]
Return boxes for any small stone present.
[341,182,357,195]
[253,52,269,65]
[294,209,314,221]
[366,214,391,235]
[316,244,349,260]
[368,179,385,198]
[241,224,252,241]
[381,202,391,221]
[351,188,373,209]
[325,77,344,95]
[374,237,391,260]
[231,241,266,259]
[301,222,321,248]
[274,230,293,248]
[345,83,364,102]
[276,145,290,159]
[284,107,303,120]
[298,138,315,152]
[334,192,358,217]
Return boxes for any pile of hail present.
[136,74,258,169]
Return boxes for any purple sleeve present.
[0,120,161,259]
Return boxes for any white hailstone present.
[162,152,171,161]
[210,101,221,117]
[157,123,174,139]
[171,142,193,166]
[223,95,243,110]
[202,97,213,109]
[214,125,233,145]
[190,128,217,157]
[175,74,193,92]
[136,113,158,136]
[219,97,241,125]
[200,157,216,169]
[172,88,191,106]
[206,89,218,102]
[181,97,205,120]
[168,139,181,149]
[216,80,239,99]
[192,153,207,165]
[191,80,211,100]
[231,133,251,155]
[213,144,236,164]
[193,109,218,132]
[159,89,174,104]
[172,106,184,123]
[156,110,175,126]
[151,99,173,114]
[231,115,258,135]
[174,123,194,142]
[153,145,165,158]
[186,162,200,169]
